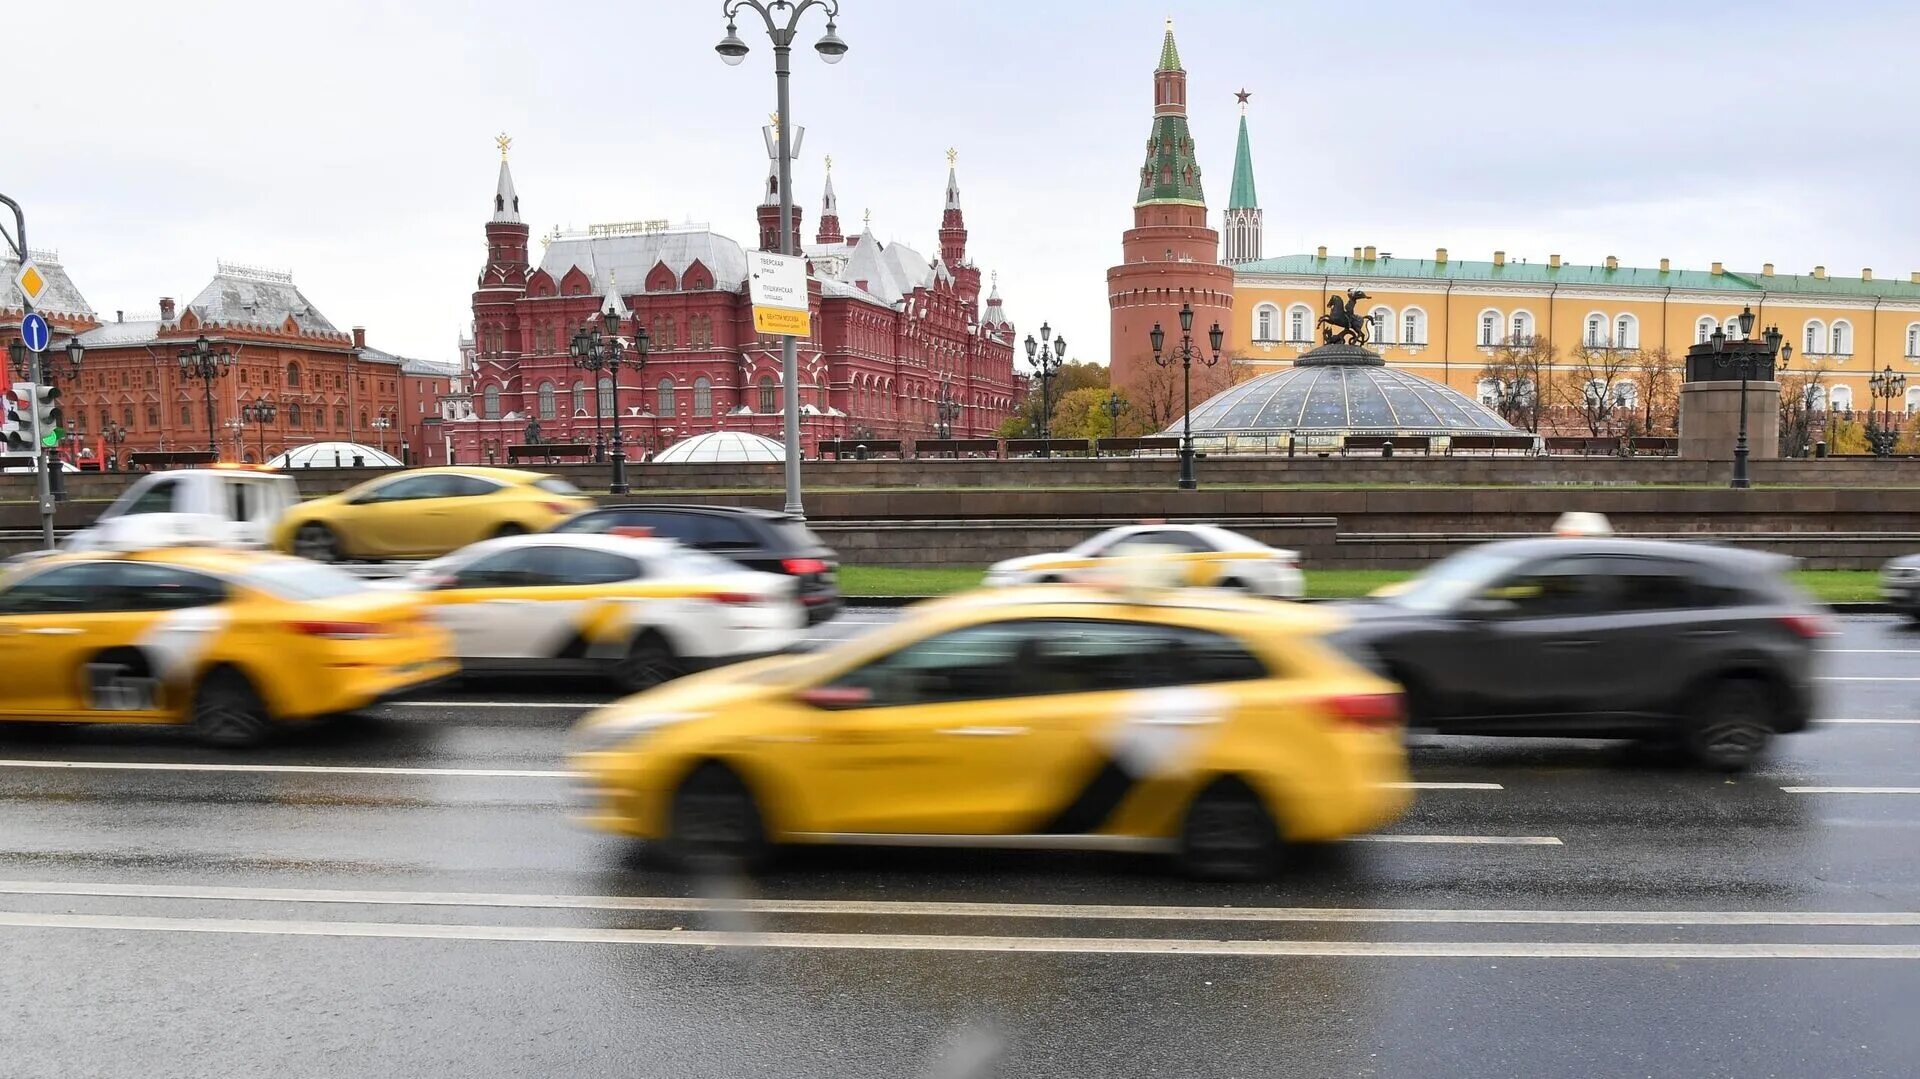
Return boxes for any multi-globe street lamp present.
[1150,302,1224,491]
[103,422,128,471]
[176,335,234,456]
[1707,305,1783,489]
[934,381,960,439]
[571,309,649,496]
[1868,364,1908,458]
[1102,390,1130,443]
[241,398,277,464]
[371,411,394,455]
[1023,322,1065,456]
[717,0,846,517]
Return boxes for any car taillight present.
[1779,614,1832,640]
[288,620,388,640]
[783,558,830,575]
[709,591,762,606]
[540,501,571,515]
[1325,693,1405,731]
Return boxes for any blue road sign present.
[19,312,49,353]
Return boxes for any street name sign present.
[748,251,810,337]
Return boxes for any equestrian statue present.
[1317,288,1373,346]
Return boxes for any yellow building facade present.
[1230,248,1920,419]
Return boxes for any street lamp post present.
[1868,364,1907,458]
[241,399,277,463]
[1022,323,1065,456]
[1708,305,1782,489]
[103,422,128,471]
[1101,390,1130,448]
[718,0,846,518]
[1151,302,1224,491]
[934,381,960,439]
[571,309,648,496]
[176,335,234,457]
[371,413,393,455]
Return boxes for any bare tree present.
[1560,343,1639,436]
[1778,363,1829,457]
[1633,346,1683,436]
[1133,360,1183,433]
[1478,336,1557,432]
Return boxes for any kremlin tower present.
[1106,20,1236,405]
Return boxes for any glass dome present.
[1167,342,1524,452]
[653,431,786,464]
[266,441,403,469]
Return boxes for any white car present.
[396,533,803,690]
[984,523,1305,599]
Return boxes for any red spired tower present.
[473,133,530,417]
[1107,19,1235,405]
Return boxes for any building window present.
[693,376,713,416]
[658,317,676,350]
[657,378,676,416]
[1698,317,1717,345]
[1476,378,1501,406]
[1510,311,1533,344]
[1831,320,1852,356]
[1830,384,1854,412]
[758,376,777,413]
[98,408,109,430]
[1287,305,1310,343]
[1804,321,1824,356]
[1479,311,1499,347]
[1369,307,1393,346]
[288,403,302,428]
[1615,315,1637,349]
[1586,315,1604,348]
[1255,305,1275,342]
[572,381,587,417]
[336,407,347,428]
[1908,324,1920,358]
[286,363,300,388]
[537,382,555,421]
[1614,381,1638,408]
[180,403,192,425]
[483,385,501,419]
[359,410,368,428]
[131,406,142,427]
[598,377,615,417]
[1402,308,1426,346]
[1722,315,1744,342]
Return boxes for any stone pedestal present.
[1679,380,1779,460]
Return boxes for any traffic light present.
[3,383,34,455]
[28,384,61,449]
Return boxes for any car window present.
[544,547,640,586]
[555,510,703,544]
[110,563,228,611]
[356,474,442,504]
[443,475,504,497]
[1392,548,1529,613]
[1603,557,1739,612]
[238,559,371,601]
[122,479,179,516]
[534,477,581,496]
[446,547,545,589]
[766,517,826,551]
[700,514,760,550]
[1167,625,1270,682]
[656,548,744,577]
[1483,557,1613,618]
[0,563,121,615]
[825,622,1034,706]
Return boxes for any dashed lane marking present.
[0,759,572,779]
[1782,786,1920,795]
[380,701,591,710]
[1346,834,1560,845]
[1819,719,1920,725]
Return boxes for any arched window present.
[1402,308,1426,346]
[657,378,676,416]
[1583,379,1607,407]
[1510,311,1534,344]
[1476,378,1502,406]
[1805,320,1825,356]
[1254,304,1277,342]
[335,407,346,428]
[598,377,615,416]
[1585,315,1605,348]
[572,381,588,416]
[180,403,193,425]
[758,376,777,413]
[1698,317,1718,345]
[131,406,142,427]
[1907,324,1919,358]
[358,410,368,428]
[1830,384,1854,412]
[1369,306,1393,345]
[537,382,555,420]
[1287,305,1311,342]
[286,363,300,388]
[483,385,501,419]
[1615,314,1638,349]
[98,408,109,429]
[693,376,713,417]
[1905,386,1920,414]
[1804,384,1828,411]
[1613,381,1638,408]
[1831,320,1852,356]
[287,403,302,428]
[1479,310,1501,347]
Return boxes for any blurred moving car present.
[570,584,1409,878]
[62,467,299,554]
[1331,538,1825,770]
[396,533,802,691]
[983,523,1303,599]
[552,504,842,624]
[1881,554,1920,623]
[0,546,454,745]
[273,466,593,562]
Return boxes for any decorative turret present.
[1140,18,1203,206]
[815,154,844,245]
[980,270,1013,341]
[757,113,805,253]
[1222,90,1263,265]
[483,133,530,280]
[939,148,968,266]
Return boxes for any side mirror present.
[796,685,872,710]
[1459,596,1517,619]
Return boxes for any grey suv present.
[1331,538,1825,770]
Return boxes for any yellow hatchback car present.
[273,467,594,562]
[0,547,456,745]
[570,585,1410,877]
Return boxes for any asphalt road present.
[5,609,1920,1078]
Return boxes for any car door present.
[0,563,124,715]
[430,475,511,551]
[1587,556,1737,722]
[1465,556,1626,728]
[425,545,607,662]
[341,474,444,557]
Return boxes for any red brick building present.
[446,142,1020,463]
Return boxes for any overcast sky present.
[13,1,1920,365]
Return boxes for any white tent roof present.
[653,431,786,464]
[267,441,403,469]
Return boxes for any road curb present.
[845,595,1896,614]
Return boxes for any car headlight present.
[1884,564,1920,582]
[567,711,698,756]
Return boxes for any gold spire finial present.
[946,147,957,167]
[824,154,832,173]
[495,132,512,160]
[863,207,871,228]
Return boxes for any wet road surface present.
[5,610,1920,1077]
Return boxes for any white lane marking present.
[1820,719,1920,725]
[1821,649,1920,655]
[0,759,571,779]
[15,881,1915,926]
[1817,677,1920,683]
[1385,782,1503,790]
[1346,834,1561,846]
[5,911,1919,959]
[1783,786,1920,795]
[380,701,590,710]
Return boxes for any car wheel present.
[1218,576,1255,593]
[665,762,768,871]
[1037,574,1063,585]
[191,669,273,748]
[1683,677,1776,772]
[611,634,684,693]
[1177,776,1281,880]
[293,523,342,562]
[493,523,528,540]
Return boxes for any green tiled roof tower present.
[1137,19,1205,208]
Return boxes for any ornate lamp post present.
[1708,305,1782,489]
[1022,322,1065,456]
[571,309,648,495]
[371,411,394,455]
[1151,302,1224,490]
[176,335,234,456]
[1102,390,1130,445]
[934,380,960,439]
[241,398,277,463]
[717,0,845,517]
[1868,364,1907,458]
[103,422,128,471]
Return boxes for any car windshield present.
[1389,547,1529,613]
[238,559,372,601]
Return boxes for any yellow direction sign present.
[748,251,810,337]
[14,261,48,306]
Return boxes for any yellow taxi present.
[570,583,1410,878]
[272,467,595,562]
[0,546,456,745]
[983,523,1304,599]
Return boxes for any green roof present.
[1228,115,1257,210]
[1158,22,1181,71]
[1136,115,1205,206]
[1234,254,1920,299]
